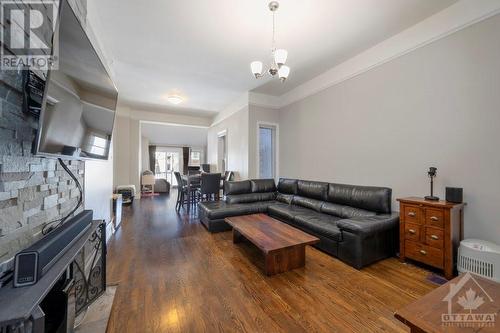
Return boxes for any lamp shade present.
[250,61,263,77]
[278,65,290,81]
[274,49,288,66]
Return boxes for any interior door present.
[217,134,227,173]
[258,125,276,179]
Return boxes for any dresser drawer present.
[425,227,444,249]
[425,208,444,228]
[405,240,444,269]
[404,223,421,242]
[403,205,422,224]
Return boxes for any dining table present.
[181,174,201,212]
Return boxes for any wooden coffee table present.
[225,214,319,276]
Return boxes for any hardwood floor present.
[106,192,437,333]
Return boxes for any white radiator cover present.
[458,239,500,282]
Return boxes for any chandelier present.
[250,1,290,82]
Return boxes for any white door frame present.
[256,121,279,180]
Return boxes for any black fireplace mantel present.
[0,220,105,329]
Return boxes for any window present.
[154,152,167,178]
[89,135,107,156]
[190,150,201,166]
[154,151,180,185]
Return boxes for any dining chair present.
[187,170,201,176]
[197,173,222,202]
[220,171,234,194]
[201,164,211,173]
[174,171,186,210]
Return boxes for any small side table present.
[397,197,466,280]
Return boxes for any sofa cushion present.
[277,178,298,195]
[321,202,377,219]
[327,183,392,214]
[198,201,273,220]
[267,203,314,222]
[336,214,399,237]
[292,196,324,212]
[225,180,251,195]
[294,212,342,241]
[226,192,276,204]
[251,179,276,193]
[297,180,328,201]
[276,193,294,204]
[326,183,353,206]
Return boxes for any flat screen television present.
[31,0,118,160]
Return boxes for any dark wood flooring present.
[106,192,437,333]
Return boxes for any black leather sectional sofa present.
[198,178,399,269]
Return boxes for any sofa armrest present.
[336,213,399,238]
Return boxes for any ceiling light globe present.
[167,95,183,105]
[278,65,290,82]
[274,49,288,66]
[250,61,263,78]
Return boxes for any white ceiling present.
[89,0,457,114]
[141,122,208,147]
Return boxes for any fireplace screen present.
[74,222,106,316]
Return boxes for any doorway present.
[257,123,278,179]
[217,130,227,173]
[154,148,181,186]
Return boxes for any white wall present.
[278,14,500,243]
[113,106,212,195]
[207,106,249,180]
[141,122,208,147]
[112,106,141,194]
[84,143,113,223]
[141,136,150,172]
[80,0,115,226]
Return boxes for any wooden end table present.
[395,273,500,332]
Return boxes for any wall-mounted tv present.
[31,0,118,160]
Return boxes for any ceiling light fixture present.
[250,1,290,82]
[167,95,184,105]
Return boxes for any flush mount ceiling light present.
[167,95,184,105]
[250,1,290,82]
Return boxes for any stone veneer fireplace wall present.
[0,67,85,267]
[0,0,88,269]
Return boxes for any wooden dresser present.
[397,197,466,279]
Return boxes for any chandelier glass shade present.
[251,61,263,77]
[250,1,290,82]
[274,49,288,66]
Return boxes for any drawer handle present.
[408,229,416,234]
[420,250,427,255]
[431,235,439,240]
[408,212,416,217]
[430,216,439,221]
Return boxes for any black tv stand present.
[0,221,106,333]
